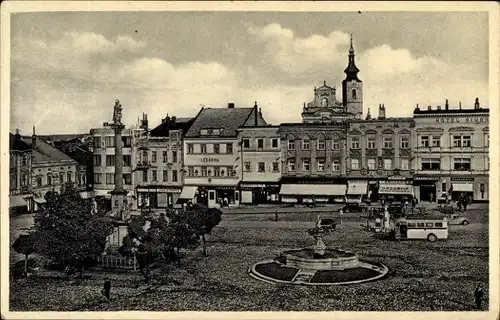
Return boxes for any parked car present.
[342,202,368,213]
[448,214,470,225]
[319,218,337,233]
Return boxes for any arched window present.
[352,89,357,100]
[47,174,52,186]
[67,171,72,183]
[321,98,328,108]
[59,172,64,185]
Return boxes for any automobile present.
[342,202,368,213]
[319,218,337,233]
[448,214,470,225]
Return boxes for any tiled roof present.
[9,133,32,151]
[149,117,195,137]
[185,107,266,138]
[21,136,77,165]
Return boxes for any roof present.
[24,134,89,142]
[149,117,195,137]
[413,108,489,115]
[185,107,267,138]
[21,136,77,165]
[55,144,93,167]
[9,133,32,151]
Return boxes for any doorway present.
[419,185,436,202]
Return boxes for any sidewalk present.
[222,204,343,214]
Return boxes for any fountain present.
[249,215,389,285]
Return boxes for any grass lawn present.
[9,207,489,312]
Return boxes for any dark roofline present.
[237,125,279,129]
[414,108,489,115]
[348,117,413,123]
[279,122,347,127]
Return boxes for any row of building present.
[9,37,490,213]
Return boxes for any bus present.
[394,216,449,242]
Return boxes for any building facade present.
[278,123,348,204]
[9,131,34,214]
[182,103,267,208]
[413,99,489,202]
[346,105,415,203]
[134,115,194,210]
[237,125,281,204]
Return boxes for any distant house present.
[9,131,33,215]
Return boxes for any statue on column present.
[113,99,123,125]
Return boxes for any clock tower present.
[342,35,363,119]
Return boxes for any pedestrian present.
[474,286,484,310]
[224,196,228,207]
[339,209,343,225]
[102,278,111,301]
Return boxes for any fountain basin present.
[281,248,360,271]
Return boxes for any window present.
[163,151,168,162]
[106,155,115,167]
[288,159,296,171]
[213,144,220,154]
[187,144,194,154]
[317,139,325,150]
[332,159,341,172]
[462,135,471,147]
[431,136,441,147]
[401,159,409,170]
[383,137,393,149]
[258,162,265,172]
[22,154,28,166]
[151,170,157,181]
[351,159,360,170]
[105,137,115,148]
[317,159,325,171]
[123,155,131,166]
[368,158,376,170]
[123,173,132,185]
[226,143,233,154]
[302,140,310,150]
[333,141,340,150]
[213,167,220,177]
[172,170,178,182]
[288,140,295,150]
[201,166,207,176]
[242,139,250,149]
[106,173,114,184]
[172,151,177,163]
[441,182,447,191]
[454,158,471,171]
[352,89,357,99]
[435,222,443,228]
[384,159,393,170]
[480,183,485,199]
[93,137,101,148]
[227,166,234,177]
[400,137,409,149]
[122,136,132,148]
[367,137,376,149]
[36,176,42,187]
[142,170,148,182]
[272,162,279,172]
[93,173,102,184]
[187,166,194,177]
[421,158,441,170]
[271,138,279,149]
[487,157,490,170]
[67,171,72,183]
[244,162,251,172]
[350,137,360,149]
[59,172,64,185]
[453,136,462,147]
[200,144,207,154]
[420,136,429,147]
[302,158,310,171]
[152,151,157,163]
[425,222,434,228]
[485,134,489,147]
[93,155,101,167]
[257,139,264,149]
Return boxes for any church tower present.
[342,35,363,119]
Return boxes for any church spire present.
[344,34,361,82]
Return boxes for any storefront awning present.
[452,183,474,192]
[378,184,413,195]
[79,191,93,199]
[279,184,346,196]
[347,181,368,195]
[34,197,46,204]
[179,186,198,199]
[94,189,111,197]
[10,195,27,208]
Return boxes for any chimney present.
[32,125,37,149]
[427,105,432,110]
[254,101,258,126]
[459,101,462,110]
[437,105,441,110]
[366,108,372,120]
[378,104,386,120]
[171,116,177,123]
[228,103,235,109]
[474,97,480,109]
[445,99,449,110]
[415,104,420,111]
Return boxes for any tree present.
[12,233,35,277]
[32,183,114,278]
[185,204,223,257]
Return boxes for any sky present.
[10,11,489,134]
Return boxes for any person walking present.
[474,286,484,310]
[102,278,111,301]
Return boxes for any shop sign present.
[451,177,474,182]
[379,185,413,194]
[201,158,220,163]
[435,117,487,124]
